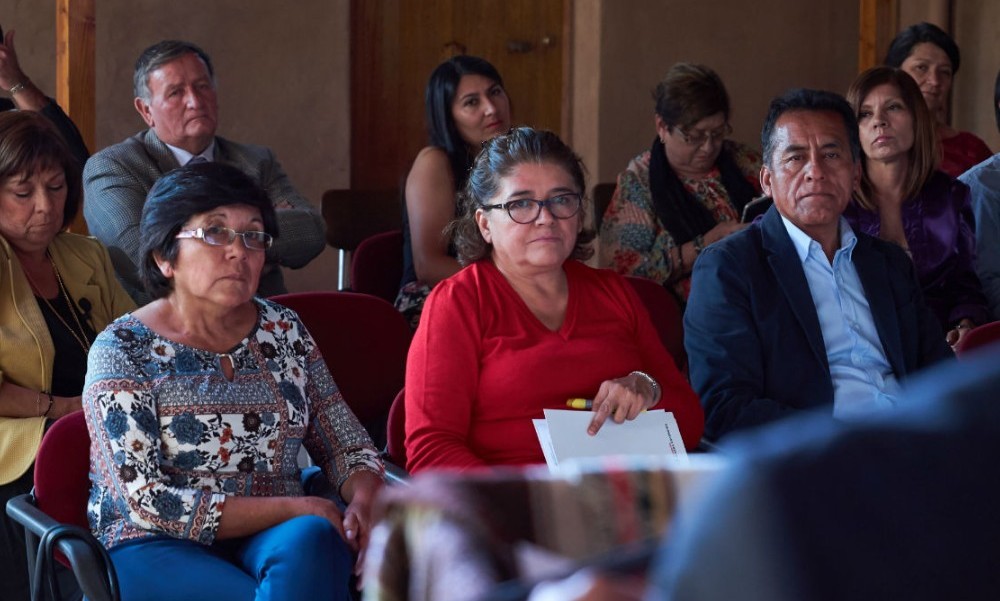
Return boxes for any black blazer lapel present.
[852,235,906,376]
[760,208,829,372]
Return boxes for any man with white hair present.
[84,40,325,304]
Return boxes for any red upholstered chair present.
[350,229,405,305]
[955,321,1000,356]
[269,291,412,449]
[6,410,120,600]
[624,275,687,373]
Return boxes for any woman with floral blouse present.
[599,63,762,303]
[83,162,383,601]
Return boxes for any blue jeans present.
[109,515,352,601]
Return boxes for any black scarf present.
[647,137,757,245]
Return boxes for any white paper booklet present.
[532,409,687,471]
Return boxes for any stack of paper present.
[533,409,687,471]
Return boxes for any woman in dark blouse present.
[844,66,989,347]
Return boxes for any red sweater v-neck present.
[405,260,703,473]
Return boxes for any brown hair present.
[847,66,938,211]
[448,127,595,265]
[0,111,82,229]
[653,63,730,130]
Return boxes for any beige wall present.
[895,0,1000,150]
[953,1,1000,149]
[5,0,997,292]
[2,1,57,95]
[94,0,351,293]
[570,0,859,187]
[2,0,349,293]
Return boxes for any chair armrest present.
[54,532,120,601]
[383,460,411,486]
[7,494,120,601]
[6,493,61,537]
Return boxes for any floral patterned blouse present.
[83,298,383,549]
[599,141,762,300]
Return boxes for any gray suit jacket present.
[83,129,325,305]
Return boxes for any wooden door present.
[350,0,566,190]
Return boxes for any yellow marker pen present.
[566,398,593,410]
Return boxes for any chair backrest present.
[592,182,616,231]
[33,411,91,529]
[624,275,686,373]
[956,322,1000,356]
[269,291,412,448]
[385,388,406,468]
[741,195,773,223]
[351,229,405,304]
[321,189,402,251]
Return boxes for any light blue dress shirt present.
[780,215,901,419]
[958,153,1000,321]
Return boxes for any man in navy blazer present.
[684,88,951,441]
[83,40,325,305]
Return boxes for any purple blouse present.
[844,171,990,330]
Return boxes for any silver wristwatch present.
[630,370,661,404]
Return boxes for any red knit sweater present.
[405,259,703,473]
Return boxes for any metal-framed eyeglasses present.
[481,193,583,224]
[673,122,733,147]
[175,226,273,251]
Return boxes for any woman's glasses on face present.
[673,123,733,147]
[175,225,273,250]
[482,193,583,224]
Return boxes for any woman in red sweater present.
[404,127,704,474]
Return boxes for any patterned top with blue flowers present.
[83,298,383,549]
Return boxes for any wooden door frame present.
[859,0,955,72]
[56,0,95,234]
[858,0,898,71]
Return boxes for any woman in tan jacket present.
[0,111,134,600]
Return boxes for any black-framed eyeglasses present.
[674,123,733,146]
[175,226,273,251]
[481,193,583,224]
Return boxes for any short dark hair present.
[134,40,215,100]
[0,111,82,229]
[884,22,960,74]
[425,55,505,188]
[449,127,594,264]
[653,63,731,130]
[138,162,278,299]
[760,88,861,167]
